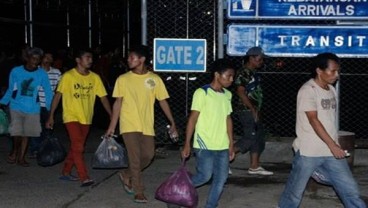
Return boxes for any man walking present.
[232,46,273,175]
[1,47,52,167]
[47,49,112,187]
[278,53,366,208]
[105,45,178,203]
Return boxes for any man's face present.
[76,52,93,69]
[127,52,144,69]
[249,55,264,69]
[25,54,42,70]
[42,53,53,66]
[217,68,235,88]
[318,59,340,84]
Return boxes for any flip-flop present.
[17,160,30,167]
[59,175,80,182]
[80,179,95,187]
[118,172,134,195]
[134,194,148,203]
[6,156,16,164]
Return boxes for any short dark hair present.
[129,45,151,65]
[26,47,44,57]
[211,59,235,75]
[310,52,340,78]
[74,48,93,59]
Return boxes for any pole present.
[336,80,340,130]
[66,6,70,47]
[126,0,130,55]
[141,0,147,45]
[217,0,224,59]
[24,0,28,45]
[88,0,92,48]
[29,0,33,47]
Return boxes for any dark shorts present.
[234,110,265,154]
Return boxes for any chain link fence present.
[147,0,368,145]
[1,0,367,144]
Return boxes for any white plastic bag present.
[92,135,128,169]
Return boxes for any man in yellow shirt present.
[47,49,112,187]
[106,45,178,203]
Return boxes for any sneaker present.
[248,167,273,176]
[228,167,233,175]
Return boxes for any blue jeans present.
[192,148,229,208]
[279,151,366,208]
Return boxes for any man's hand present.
[181,144,191,159]
[329,143,346,159]
[45,116,54,129]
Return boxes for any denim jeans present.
[192,148,229,208]
[234,110,265,154]
[279,151,366,208]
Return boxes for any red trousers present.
[63,122,90,181]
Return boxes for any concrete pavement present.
[0,124,367,208]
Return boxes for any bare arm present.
[46,92,62,129]
[181,110,200,159]
[227,115,235,161]
[236,85,258,121]
[105,97,122,136]
[100,96,112,118]
[158,99,178,135]
[306,111,345,159]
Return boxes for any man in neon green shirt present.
[181,59,236,208]
[106,45,178,203]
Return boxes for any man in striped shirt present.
[29,52,61,158]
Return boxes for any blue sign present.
[154,38,207,72]
[228,0,368,19]
[227,24,368,57]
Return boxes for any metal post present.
[217,0,224,59]
[336,79,340,130]
[124,0,130,56]
[97,0,101,45]
[66,6,70,47]
[88,0,92,48]
[24,0,28,45]
[29,0,33,47]
[185,0,190,117]
[141,0,147,45]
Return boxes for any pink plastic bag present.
[155,160,198,207]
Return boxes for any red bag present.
[155,160,198,207]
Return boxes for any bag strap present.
[181,158,188,167]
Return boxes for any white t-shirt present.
[293,79,338,157]
[39,67,61,107]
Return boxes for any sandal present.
[118,172,134,195]
[6,156,16,164]
[80,179,95,187]
[134,193,148,203]
[17,160,30,167]
[59,175,80,182]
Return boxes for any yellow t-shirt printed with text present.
[57,68,107,124]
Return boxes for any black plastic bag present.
[92,135,128,169]
[37,130,67,167]
[155,160,198,207]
